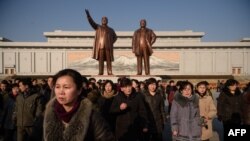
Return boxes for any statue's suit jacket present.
[132,28,156,56]
[87,16,117,61]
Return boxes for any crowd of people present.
[0,68,250,141]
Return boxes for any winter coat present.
[98,90,117,132]
[43,97,115,141]
[217,91,243,124]
[110,91,148,141]
[198,95,217,140]
[143,91,166,133]
[170,92,201,141]
[0,91,9,125]
[15,90,43,127]
[3,94,16,130]
[242,91,250,125]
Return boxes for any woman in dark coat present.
[217,79,244,141]
[143,78,166,141]
[43,69,115,141]
[217,79,243,127]
[242,82,250,125]
[98,80,117,132]
[3,83,19,141]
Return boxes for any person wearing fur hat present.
[170,81,202,141]
[43,69,115,141]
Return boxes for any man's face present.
[161,81,167,88]
[102,17,108,25]
[121,85,132,96]
[148,83,157,93]
[19,82,28,92]
[0,83,7,91]
[140,19,146,28]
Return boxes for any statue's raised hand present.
[85,9,90,17]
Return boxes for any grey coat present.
[43,98,115,141]
[170,92,201,141]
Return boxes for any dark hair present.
[169,80,175,84]
[88,82,98,90]
[244,82,250,93]
[131,79,139,86]
[224,79,239,87]
[222,79,240,94]
[88,77,96,82]
[11,83,19,88]
[103,80,114,89]
[53,69,83,90]
[176,81,183,87]
[1,80,9,85]
[146,78,157,88]
[82,76,88,84]
[120,78,132,87]
[196,81,208,88]
[179,81,194,93]
[19,78,32,88]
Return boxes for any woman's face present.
[181,84,192,98]
[105,82,113,93]
[55,75,80,107]
[197,84,206,95]
[132,81,138,89]
[228,84,237,92]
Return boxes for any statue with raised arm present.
[132,19,156,75]
[85,9,117,75]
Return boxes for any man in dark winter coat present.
[110,78,148,141]
[15,78,43,141]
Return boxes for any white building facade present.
[0,30,250,80]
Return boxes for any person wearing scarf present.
[196,81,217,141]
[170,81,202,141]
[43,69,115,141]
[98,80,117,133]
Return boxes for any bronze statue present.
[132,19,156,75]
[85,9,117,75]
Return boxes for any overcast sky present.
[0,0,250,42]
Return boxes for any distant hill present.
[69,55,179,74]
